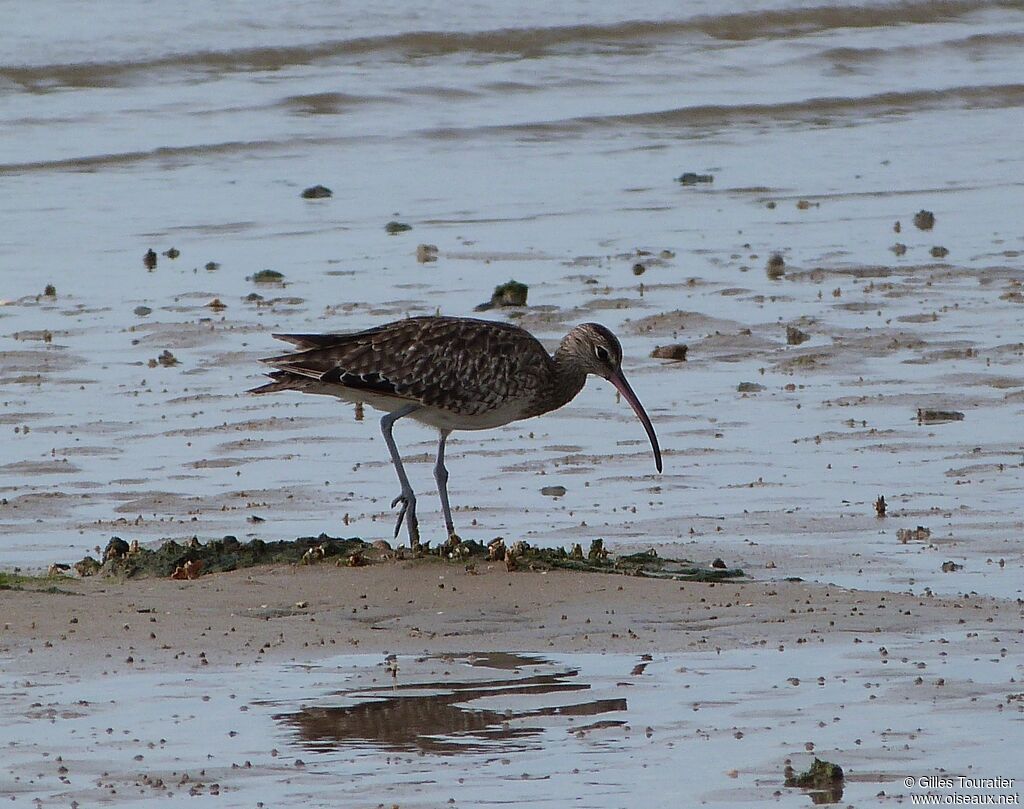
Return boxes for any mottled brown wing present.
[260,316,552,416]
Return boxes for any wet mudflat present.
[1,2,1023,604]
[2,642,1021,808]
[4,233,1024,600]
[1,561,1021,806]
[3,0,1024,805]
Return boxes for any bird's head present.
[562,322,624,378]
[563,323,663,473]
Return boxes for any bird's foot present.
[390,492,420,548]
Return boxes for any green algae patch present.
[611,549,744,581]
[436,538,745,582]
[0,571,39,589]
[0,571,79,595]
[785,758,844,804]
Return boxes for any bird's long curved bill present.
[608,370,663,473]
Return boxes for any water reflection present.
[273,653,627,755]
[808,785,845,805]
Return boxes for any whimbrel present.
[250,316,661,546]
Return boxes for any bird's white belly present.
[412,402,527,431]
[332,389,527,431]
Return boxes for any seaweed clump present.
[301,185,332,199]
[77,534,370,579]
[474,280,529,311]
[249,269,285,283]
[785,758,844,804]
[66,535,744,583]
[453,539,744,581]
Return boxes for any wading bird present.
[251,316,661,546]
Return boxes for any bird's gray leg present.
[433,429,457,539]
[380,404,420,548]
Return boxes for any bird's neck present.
[538,343,588,415]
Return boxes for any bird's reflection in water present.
[272,653,627,755]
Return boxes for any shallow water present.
[2,0,1024,605]
[1,645,1020,807]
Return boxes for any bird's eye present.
[594,345,610,363]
